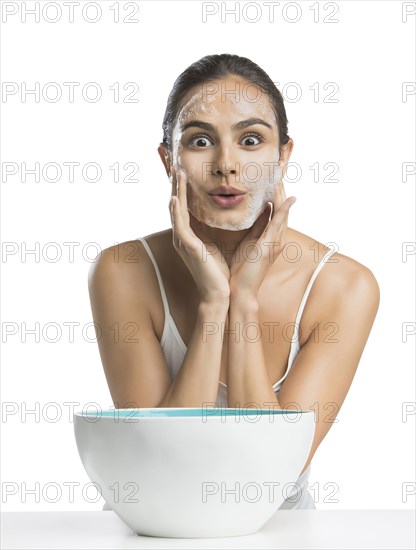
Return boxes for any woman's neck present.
[197,225,251,267]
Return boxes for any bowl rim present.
[73,407,315,418]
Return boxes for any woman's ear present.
[157,143,172,178]
[279,138,294,178]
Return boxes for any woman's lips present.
[209,194,246,208]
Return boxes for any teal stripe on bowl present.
[76,408,308,418]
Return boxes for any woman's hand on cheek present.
[188,212,230,280]
[169,163,231,304]
[228,178,296,300]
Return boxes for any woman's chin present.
[194,214,258,232]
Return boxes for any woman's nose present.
[213,162,236,177]
[212,145,238,178]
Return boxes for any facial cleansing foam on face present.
[188,159,282,231]
[172,81,284,232]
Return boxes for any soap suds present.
[170,78,283,232]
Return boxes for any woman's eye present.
[188,132,263,148]
[241,133,263,146]
[189,135,213,148]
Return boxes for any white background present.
[1,0,415,511]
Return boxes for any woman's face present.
[171,75,285,231]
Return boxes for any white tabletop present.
[1,510,415,549]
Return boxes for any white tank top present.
[102,236,337,511]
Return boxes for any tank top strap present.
[294,247,338,329]
[137,237,171,318]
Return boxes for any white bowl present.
[74,407,315,538]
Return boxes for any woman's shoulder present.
[93,229,169,265]
[88,234,164,293]
[89,230,180,293]
[288,227,380,302]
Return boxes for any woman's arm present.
[226,258,380,476]
[224,178,296,408]
[158,299,229,407]
[276,263,380,473]
[226,293,281,409]
[88,243,229,409]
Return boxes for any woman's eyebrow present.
[180,117,273,133]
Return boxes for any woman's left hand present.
[229,177,296,299]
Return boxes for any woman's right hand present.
[169,163,230,305]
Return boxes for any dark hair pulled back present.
[161,53,290,156]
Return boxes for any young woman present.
[90,54,380,510]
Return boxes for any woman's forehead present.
[177,82,276,128]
